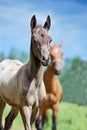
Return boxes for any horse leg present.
[4,107,19,130]
[35,109,43,130]
[35,106,48,130]
[0,97,6,130]
[35,115,42,130]
[36,93,57,130]
[52,104,59,130]
[20,105,32,130]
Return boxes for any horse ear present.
[58,40,63,47]
[30,15,37,30]
[43,15,51,31]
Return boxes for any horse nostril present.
[42,56,48,62]
[54,68,61,75]
[41,56,45,63]
[41,56,50,66]
[42,56,45,61]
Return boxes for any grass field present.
[43,102,87,130]
[3,105,24,130]
[2,102,87,130]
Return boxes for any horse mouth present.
[41,60,49,66]
[41,55,51,66]
[41,59,50,66]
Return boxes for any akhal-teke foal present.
[0,15,52,130]
[36,43,63,130]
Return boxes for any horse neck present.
[28,41,44,84]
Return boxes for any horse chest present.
[22,79,40,107]
[45,80,57,95]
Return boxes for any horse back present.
[0,59,23,106]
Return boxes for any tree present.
[71,57,83,70]
[59,57,87,105]
[8,48,20,59]
[0,53,5,62]
[8,48,28,63]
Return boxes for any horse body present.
[44,65,62,106]
[0,15,51,130]
[36,44,63,130]
[0,59,22,106]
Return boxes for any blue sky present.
[0,0,87,60]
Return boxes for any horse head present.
[30,15,52,66]
[50,43,63,75]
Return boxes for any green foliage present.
[8,48,19,59]
[19,52,28,63]
[8,47,28,63]
[59,57,87,105]
[71,57,83,70]
[0,47,28,63]
[0,53,5,62]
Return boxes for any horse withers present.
[0,15,52,130]
[36,43,63,130]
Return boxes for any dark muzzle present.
[54,67,61,75]
[41,55,51,66]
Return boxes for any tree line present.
[0,48,28,63]
[59,57,87,105]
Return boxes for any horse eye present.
[41,34,44,37]
[50,38,52,43]
[49,38,52,43]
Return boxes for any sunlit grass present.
[43,102,87,130]
[3,105,24,130]
[2,102,87,130]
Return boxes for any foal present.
[0,15,52,130]
[36,43,63,130]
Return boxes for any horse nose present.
[41,55,50,66]
[42,55,49,63]
[54,67,61,75]
[41,47,51,66]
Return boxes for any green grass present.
[2,102,87,130]
[43,102,87,130]
[3,105,24,130]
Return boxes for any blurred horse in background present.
[36,43,63,130]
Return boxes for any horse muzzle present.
[54,67,61,75]
[41,55,51,66]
